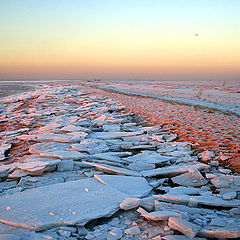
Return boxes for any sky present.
[0,0,239,81]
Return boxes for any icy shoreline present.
[92,85,240,116]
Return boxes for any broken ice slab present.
[94,174,152,198]
[205,173,217,180]
[36,133,83,143]
[199,226,240,239]
[221,191,237,200]
[92,131,144,140]
[157,141,191,151]
[16,135,38,141]
[168,217,201,238]
[82,161,142,177]
[171,170,208,187]
[58,125,90,133]
[95,151,132,158]
[218,168,232,174]
[128,161,155,171]
[165,187,200,196]
[150,134,165,143]
[8,160,60,178]
[22,155,62,163]
[142,126,161,132]
[28,142,71,154]
[233,175,240,185]
[200,150,215,161]
[63,132,88,139]
[35,123,61,133]
[137,207,181,221]
[129,144,156,150]
[89,153,126,164]
[157,143,178,153]
[154,193,240,208]
[173,156,199,164]
[119,198,140,210]
[103,124,121,132]
[141,163,210,178]
[39,150,88,160]
[163,150,193,157]
[57,160,74,172]
[71,139,109,154]
[107,227,123,240]
[122,135,148,143]
[108,105,126,112]
[107,118,127,124]
[90,160,126,169]
[3,128,30,136]
[0,178,127,231]
[211,175,234,188]
[125,226,141,236]
[125,151,173,165]
[154,201,208,216]
[163,133,178,142]
[139,196,155,211]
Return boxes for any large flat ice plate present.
[0,178,127,231]
[94,174,152,198]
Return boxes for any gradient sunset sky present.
[0,0,239,80]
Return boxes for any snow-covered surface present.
[88,80,240,116]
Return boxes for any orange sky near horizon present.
[0,0,239,80]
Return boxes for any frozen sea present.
[1,79,239,171]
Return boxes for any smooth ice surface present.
[94,174,152,197]
[0,178,127,231]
